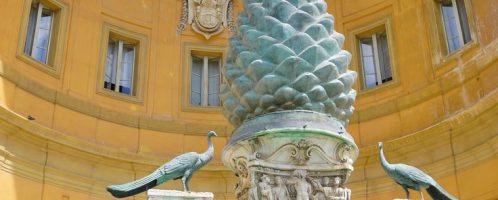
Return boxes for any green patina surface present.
[227,110,356,147]
[222,0,357,127]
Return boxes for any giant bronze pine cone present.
[221,0,357,127]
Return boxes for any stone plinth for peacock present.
[221,0,359,200]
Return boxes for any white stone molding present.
[147,189,214,200]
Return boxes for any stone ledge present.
[0,63,230,137]
[147,189,214,200]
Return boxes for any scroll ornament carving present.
[235,158,251,199]
[335,143,354,165]
[291,140,313,165]
[177,0,235,39]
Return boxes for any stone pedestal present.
[147,189,214,200]
[222,111,359,200]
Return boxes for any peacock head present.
[208,131,218,138]
[378,142,383,149]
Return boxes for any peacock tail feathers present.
[106,170,163,198]
[426,182,458,200]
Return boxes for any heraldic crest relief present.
[177,0,235,39]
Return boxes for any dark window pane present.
[191,56,203,106]
[208,58,220,106]
[105,40,118,90]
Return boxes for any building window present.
[182,44,224,112]
[440,0,471,53]
[104,36,138,96]
[190,53,221,107]
[24,1,54,64]
[358,31,392,89]
[98,24,148,103]
[17,0,68,77]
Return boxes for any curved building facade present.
[0,0,496,199]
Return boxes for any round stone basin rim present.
[227,110,356,146]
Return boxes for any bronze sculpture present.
[106,131,217,198]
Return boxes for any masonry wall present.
[0,0,496,199]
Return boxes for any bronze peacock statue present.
[106,131,217,198]
[379,142,458,200]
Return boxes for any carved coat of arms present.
[177,0,234,39]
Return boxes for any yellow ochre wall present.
[0,0,496,200]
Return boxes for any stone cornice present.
[0,106,229,171]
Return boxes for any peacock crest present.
[221,0,357,127]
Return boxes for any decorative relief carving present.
[288,169,313,200]
[240,164,352,200]
[312,176,351,200]
[235,158,251,200]
[263,139,344,166]
[273,176,290,200]
[177,0,234,39]
[258,174,274,200]
[335,143,354,165]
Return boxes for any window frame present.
[358,31,392,89]
[104,35,138,96]
[16,0,69,78]
[25,3,54,64]
[190,53,222,107]
[97,23,148,104]
[348,16,399,93]
[182,43,225,113]
[424,0,477,72]
[439,0,472,54]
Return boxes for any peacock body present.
[379,142,458,200]
[106,131,217,198]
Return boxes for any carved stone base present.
[223,111,359,200]
[147,189,214,200]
